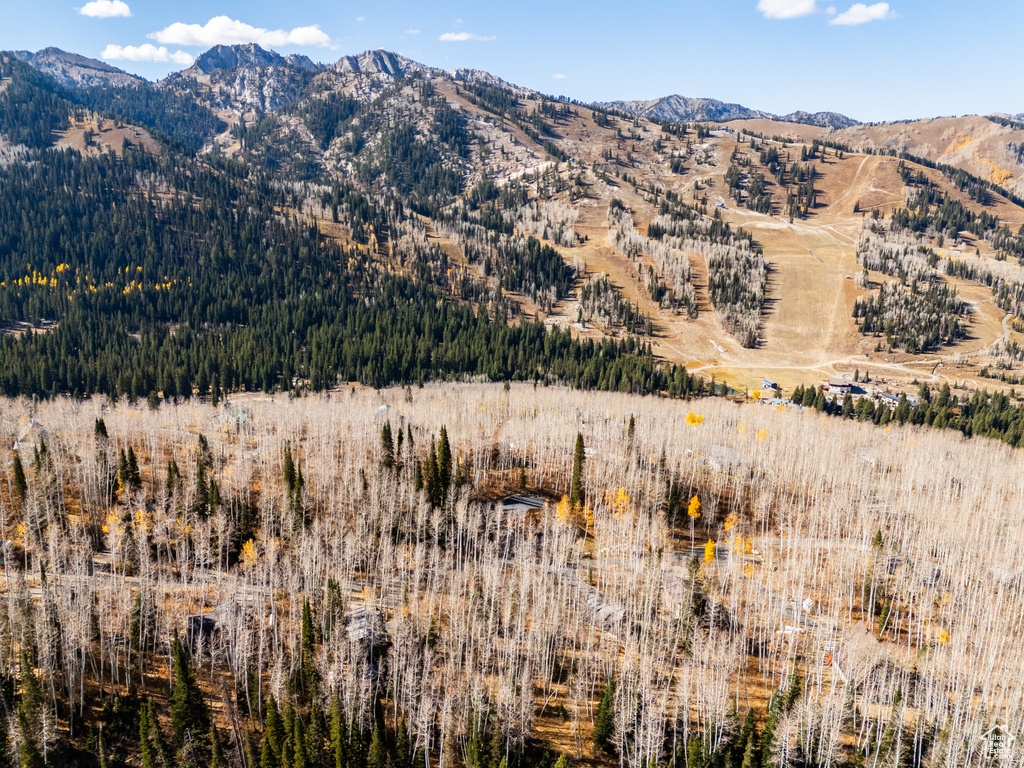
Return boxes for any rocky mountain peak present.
[331,49,428,78]
[192,43,285,74]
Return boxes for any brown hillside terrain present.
[462,113,1024,394]
[728,114,1024,197]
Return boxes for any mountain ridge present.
[11,43,1022,131]
[12,47,143,88]
[598,93,861,129]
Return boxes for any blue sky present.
[2,0,1021,122]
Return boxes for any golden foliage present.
[241,538,259,569]
[687,495,701,519]
[704,539,715,563]
[556,495,571,522]
[613,487,631,518]
[685,411,704,427]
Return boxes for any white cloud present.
[552,73,566,79]
[454,18,463,25]
[439,31,495,42]
[404,29,420,35]
[79,0,131,17]
[149,16,331,48]
[356,16,365,22]
[829,2,894,24]
[101,43,193,64]
[757,0,817,18]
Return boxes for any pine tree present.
[367,721,386,768]
[118,448,129,494]
[11,454,26,503]
[330,697,347,768]
[395,719,411,768]
[293,711,308,768]
[265,696,285,763]
[209,724,226,768]
[16,703,44,768]
[127,445,141,488]
[381,421,395,470]
[307,704,327,768]
[166,459,180,493]
[426,440,440,507]
[260,732,276,768]
[170,630,210,752]
[740,733,757,768]
[193,461,209,518]
[283,445,296,489]
[570,433,586,506]
[438,427,452,495]
[348,714,365,768]
[19,652,43,741]
[593,676,615,754]
[139,700,156,768]
[243,729,259,768]
[301,601,319,700]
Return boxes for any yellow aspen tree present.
[688,495,701,547]
[704,539,716,563]
[688,496,701,519]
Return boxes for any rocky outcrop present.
[13,47,143,88]
[189,43,285,74]
[168,43,316,113]
[331,49,424,78]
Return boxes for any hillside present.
[2,44,1024,415]
[0,383,1021,768]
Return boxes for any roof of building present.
[834,622,884,684]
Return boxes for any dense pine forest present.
[0,62,697,402]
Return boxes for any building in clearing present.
[761,378,778,391]
[14,418,48,451]
[827,378,853,396]
[345,604,389,648]
[831,622,884,685]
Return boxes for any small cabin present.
[827,378,853,395]
[830,622,884,685]
[501,496,545,529]
[345,605,389,649]
[761,378,778,391]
